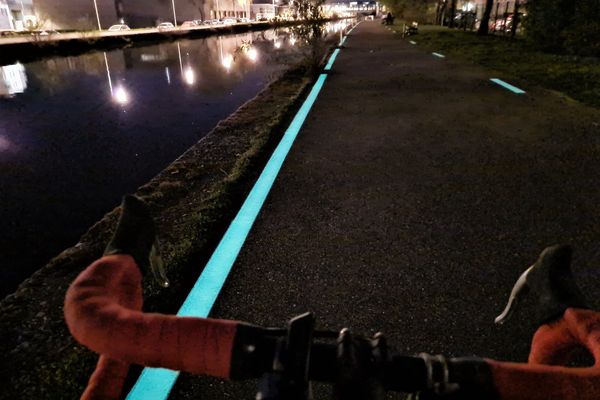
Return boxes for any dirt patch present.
[0,56,324,398]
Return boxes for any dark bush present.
[523,0,575,52]
[562,0,600,57]
[524,0,600,57]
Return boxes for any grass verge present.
[397,25,600,108]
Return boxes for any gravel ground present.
[171,21,600,399]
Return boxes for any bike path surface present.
[172,21,600,398]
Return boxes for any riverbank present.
[0,38,335,397]
[0,19,342,65]
[395,25,600,108]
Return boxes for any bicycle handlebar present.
[65,254,239,397]
[66,255,497,399]
[65,254,600,400]
[63,196,600,399]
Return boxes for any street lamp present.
[171,0,178,26]
[92,0,102,30]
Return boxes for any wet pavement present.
[169,20,600,398]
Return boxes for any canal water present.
[0,23,349,297]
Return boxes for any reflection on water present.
[0,63,27,97]
[0,22,353,297]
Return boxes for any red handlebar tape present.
[489,308,600,400]
[81,356,129,400]
[64,255,238,399]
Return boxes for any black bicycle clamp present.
[333,329,387,400]
[256,313,395,400]
[411,353,461,399]
[256,313,315,400]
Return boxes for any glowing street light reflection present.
[104,52,130,105]
[246,47,258,62]
[222,54,233,70]
[274,40,281,49]
[113,86,130,104]
[0,135,11,152]
[184,67,195,85]
[289,36,296,46]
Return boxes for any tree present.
[292,0,325,21]
[435,0,445,25]
[509,0,520,39]
[477,0,493,35]
[24,14,48,38]
[448,0,456,27]
[289,0,326,73]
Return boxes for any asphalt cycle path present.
[170,20,600,398]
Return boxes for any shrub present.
[523,0,575,52]
[524,0,600,57]
[562,0,600,57]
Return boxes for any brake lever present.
[495,244,587,326]
[104,195,170,287]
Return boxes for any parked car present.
[157,22,175,32]
[193,19,204,25]
[0,28,16,36]
[30,29,60,36]
[222,18,237,25]
[203,19,221,25]
[107,24,130,31]
[179,21,197,29]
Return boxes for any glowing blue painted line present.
[409,40,416,45]
[127,73,330,400]
[432,52,445,58]
[490,78,526,94]
[127,368,178,400]
[347,21,360,34]
[324,48,341,71]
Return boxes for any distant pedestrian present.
[385,12,395,25]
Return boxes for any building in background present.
[8,0,34,29]
[0,62,27,97]
[251,1,277,20]
[0,0,35,31]
[0,0,13,31]
[30,0,255,30]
